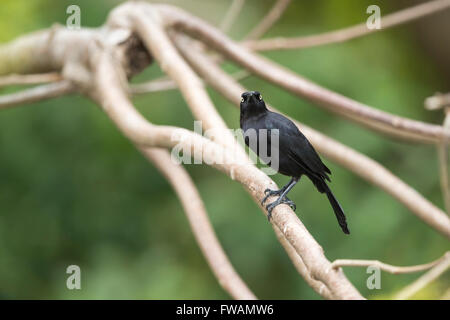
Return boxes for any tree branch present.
[331,251,450,275]
[0,80,74,110]
[245,0,450,51]
[140,147,256,299]
[0,72,61,87]
[130,76,178,94]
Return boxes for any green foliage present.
[0,0,448,299]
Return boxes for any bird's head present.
[240,91,267,116]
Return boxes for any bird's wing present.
[265,112,331,181]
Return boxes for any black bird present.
[240,91,349,234]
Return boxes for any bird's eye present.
[241,97,244,103]
[259,94,262,100]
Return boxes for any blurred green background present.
[0,0,449,299]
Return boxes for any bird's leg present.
[265,177,299,221]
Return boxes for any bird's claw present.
[281,198,296,211]
[261,188,283,205]
[266,201,279,221]
[266,196,297,222]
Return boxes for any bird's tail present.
[317,181,350,234]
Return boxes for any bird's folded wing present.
[266,112,331,180]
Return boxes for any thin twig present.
[425,93,450,214]
[140,148,256,300]
[130,70,250,95]
[438,109,450,214]
[425,92,450,111]
[331,252,450,274]
[130,77,177,94]
[0,80,74,110]
[219,0,246,33]
[245,0,450,51]
[395,252,450,300]
[230,69,251,82]
[244,0,291,40]
[438,144,450,214]
[0,72,62,88]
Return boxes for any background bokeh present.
[0,0,449,299]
